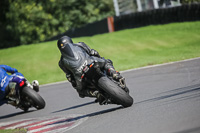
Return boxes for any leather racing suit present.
[57,36,123,98]
[0,65,18,106]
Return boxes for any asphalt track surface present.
[0,58,200,133]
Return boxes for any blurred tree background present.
[0,0,114,49]
[0,0,198,49]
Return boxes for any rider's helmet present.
[57,36,75,57]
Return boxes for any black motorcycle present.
[6,75,45,112]
[80,61,133,108]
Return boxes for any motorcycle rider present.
[0,65,39,107]
[57,36,125,104]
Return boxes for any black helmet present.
[57,36,75,57]
[57,36,73,49]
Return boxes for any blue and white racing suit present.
[0,65,19,106]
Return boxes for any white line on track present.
[41,57,200,87]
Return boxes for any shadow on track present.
[52,101,95,113]
[136,84,200,104]
[51,106,123,125]
[175,126,200,133]
[0,110,34,120]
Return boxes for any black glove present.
[90,49,100,57]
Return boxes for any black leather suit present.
[58,42,114,97]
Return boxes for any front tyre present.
[21,86,45,110]
[98,76,133,107]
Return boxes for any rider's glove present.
[90,49,100,57]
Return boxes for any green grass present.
[0,21,200,85]
[0,129,27,133]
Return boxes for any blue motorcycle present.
[7,74,45,112]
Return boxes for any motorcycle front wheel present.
[97,76,133,107]
[21,86,45,110]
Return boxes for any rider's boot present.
[89,90,107,105]
[78,89,107,105]
[104,59,126,88]
[96,93,107,105]
[7,99,20,108]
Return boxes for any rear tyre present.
[21,86,45,110]
[98,76,133,107]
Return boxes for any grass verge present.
[0,21,200,85]
[0,129,27,133]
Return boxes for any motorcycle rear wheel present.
[21,86,45,110]
[98,76,133,107]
